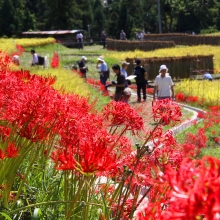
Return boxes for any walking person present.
[78,56,88,78]
[153,65,175,100]
[76,32,83,50]
[120,30,126,40]
[101,31,107,48]
[133,59,148,102]
[96,56,109,86]
[111,64,126,101]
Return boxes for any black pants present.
[137,83,146,101]
[102,40,106,48]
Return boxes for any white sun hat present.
[97,56,104,62]
[159,64,168,72]
[81,56,87,60]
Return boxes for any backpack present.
[134,67,144,84]
[38,56,45,65]
[103,69,110,79]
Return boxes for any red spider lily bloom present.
[197,111,206,118]
[186,96,198,103]
[51,51,60,68]
[136,157,220,220]
[16,44,25,54]
[176,93,185,102]
[0,149,5,160]
[146,88,154,95]
[152,99,182,125]
[181,128,207,158]
[5,142,19,158]
[52,138,118,175]
[102,101,144,133]
[0,125,11,142]
[0,142,19,160]
[162,157,220,220]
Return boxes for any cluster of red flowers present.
[0,142,19,160]
[51,51,60,68]
[152,98,182,125]
[137,157,220,220]
[176,92,185,102]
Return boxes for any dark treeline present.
[1,0,220,40]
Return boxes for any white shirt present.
[154,74,174,97]
[76,33,83,40]
[33,53,39,64]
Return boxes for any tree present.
[92,0,105,40]
[44,0,82,30]
[0,0,16,36]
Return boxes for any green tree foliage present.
[0,0,219,38]
[92,0,106,40]
[0,0,16,36]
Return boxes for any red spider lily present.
[181,128,207,158]
[16,44,25,54]
[5,142,19,158]
[52,132,118,175]
[102,101,144,134]
[136,157,220,220]
[203,106,220,129]
[146,88,154,95]
[0,142,19,160]
[152,99,182,125]
[176,93,185,102]
[162,157,220,220]
[186,96,198,103]
[197,111,206,118]
[51,51,60,68]
[0,125,11,142]
[0,51,11,71]
[0,149,5,160]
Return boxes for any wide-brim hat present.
[97,56,104,62]
[122,61,130,65]
[81,56,87,60]
[159,64,168,72]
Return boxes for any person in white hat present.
[12,54,20,66]
[153,64,175,100]
[78,56,88,78]
[96,56,109,86]
[120,61,130,87]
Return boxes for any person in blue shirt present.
[204,72,213,81]
[96,56,108,86]
[120,61,130,87]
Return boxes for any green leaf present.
[101,191,110,219]
[0,212,12,220]
[33,208,42,220]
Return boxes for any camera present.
[105,84,112,88]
